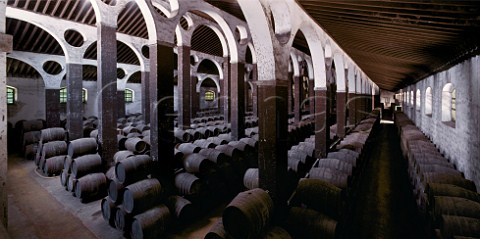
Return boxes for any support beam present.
[293,75,301,123]
[221,58,230,123]
[141,71,150,123]
[257,80,288,208]
[177,46,191,129]
[315,88,330,158]
[117,90,125,118]
[191,76,199,119]
[309,79,315,115]
[0,1,10,227]
[66,63,84,140]
[252,64,258,117]
[230,62,245,140]
[336,92,347,138]
[149,42,175,179]
[45,89,61,128]
[348,93,356,126]
[97,22,118,167]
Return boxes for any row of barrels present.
[101,152,187,239]
[34,127,68,176]
[395,112,480,239]
[19,119,46,160]
[206,188,296,239]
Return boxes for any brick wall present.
[402,56,480,191]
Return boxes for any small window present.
[125,88,134,103]
[425,87,432,116]
[60,87,87,103]
[205,90,215,101]
[410,91,414,106]
[416,89,421,111]
[6,86,16,105]
[451,89,456,122]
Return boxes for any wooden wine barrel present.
[123,178,164,214]
[207,137,228,146]
[193,139,217,149]
[288,150,311,164]
[198,148,228,165]
[174,129,192,142]
[115,206,133,233]
[177,143,201,155]
[288,158,306,174]
[431,196,480,226]
[243,168,259,190]
[23,130,41,146]
[130,204,172,239]
[71,154,103,178]
[308,167,350,189]
[21,119,45,132]
[284,207,337,239]
[101,196,117,227]
[125,137,148,154]
[261,226,293,239]
[215,145,241,162]
[75,173,107,200]
[165,195,195,222]
[174,172,202,196]
[422,173,477,192]
[182,153,214,174]
[440,215,480,239]
[41,141,68,162]
[108,179,125,204]
[24,143,39,161]
[117,135,128,150]
[68,138,98,158]
[240,137,258,150]
[60,169,69,187]
[115,155,153,185]
[43,155,66,176]
[113,150,134,164]
[317,158,354,176]
[289,178,343,220]
[205,219,233,239]
[426,183,480,206]
[223,188,274,239]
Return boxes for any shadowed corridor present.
[347,123,426,239]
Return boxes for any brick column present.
[222,57,230,123]
[257,80,288,207]
[45,88,61,127]
[66,63,84,140]
[315,88,330,158]
[177,46,191,129]
[287,72,293,115]
[348,93,356,126]
[252,64,258,117]
[149,42,175,179]
[0,1,12,226]
[141,71,150,123]
[97,22,118,166]
[117,90,125,118]
[191,76,199,119]
[230,62,245,140]
[336,91,346,138]
[293,75,301,124]
[309,79,315,115]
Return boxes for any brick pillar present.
[315,88,330,158]
[97,23,118,166]
[117,90,125,118]
[348,93,356,126]
[66,63,84,140]
[287,72,293,115]
[45,88,61,127]
[309,79,315,115]
[222,57,230,123]
[230,62,245,140]
[252,64,258,117]
[336,91,346,138]
[293,75,301,124]
[191,76,199,119]
[0,2,12,226]
[177,46,191,129]
[141,71,150,123]
[356,93,362,123]
[149,42,175,179]
[257,80,288,208]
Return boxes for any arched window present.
[205,90,215,101]
[6,86,17,105]
[416,89,421,110]
[124,88,134,103]
[441,83,455,125]
[410,91,414,106]
[60,87,87,103]
[425,87,432,116]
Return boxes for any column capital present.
[0,33,12,53]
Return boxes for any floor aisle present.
[347,123,426,239]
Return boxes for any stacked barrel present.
[19,119,45,160]
[34,127,67,176]
[395,112,480,239]
[60,137,107,202]
[115,116,151,154]
[284,109,380,239]
[206,188,294,239]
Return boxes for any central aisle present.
[347,123,426,239]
